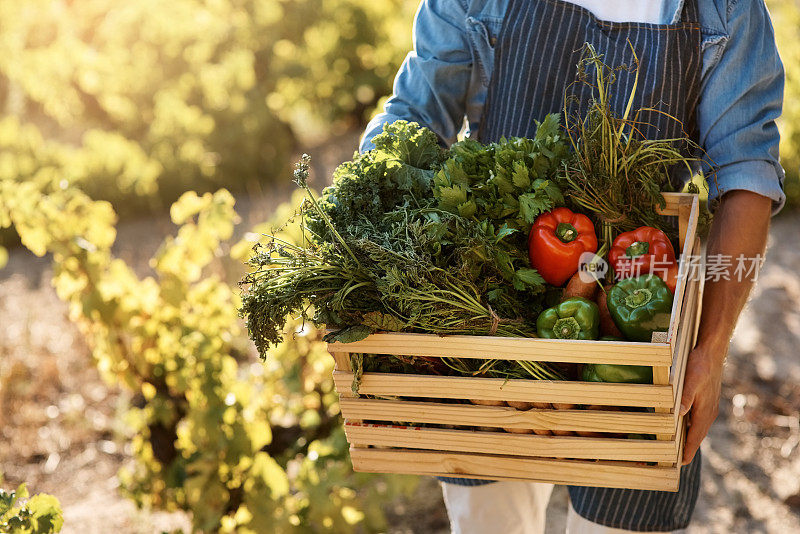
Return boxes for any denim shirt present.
[360,0,786,212]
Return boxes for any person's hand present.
[678,343,726,465]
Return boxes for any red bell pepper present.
[609,226,678,292]
[528,207,598,287]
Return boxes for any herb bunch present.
[558,44,703,250]
[240,120,569,380]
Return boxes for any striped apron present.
[441,0,703,530]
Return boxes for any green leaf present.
[518,192,554,224]
[27,494,63,534]
[490,173,514,195]
[513,268,545,291]
[442,161,471,187]
[323,325,373,344]
[486,288,506,303]
[493,249,514,279]
[457,200,477,218]
[436,185,468,210]
[372,120,444,169]
[361,311,405,332]
[0,488,16,516]
[534,178,564,205]
[511,161,530,189]
[535,113,562,141]
[494,224,517,242]
[251,452,290,499]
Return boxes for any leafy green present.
[430,116,569,300]
[323,325,373,344]
[241,119,572,380]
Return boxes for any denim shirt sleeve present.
[359,0,471,152]
[698,0,786,214]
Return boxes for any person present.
[358,0,786,532]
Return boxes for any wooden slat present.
[331,352,352,372]
[328,334,672,366]
[656,192,690,217]
[344,424,677,462]
[668,196,700,346]
[333,372,674,409]
[653,360,674,465]
[669,248,704,461]
[670,240,703,396]
[339,398,676,434]
[676,414,688,460]
[349,448,680,492]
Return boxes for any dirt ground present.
[1,140,799,532]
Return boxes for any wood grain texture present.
[670,240,703,397]
[331,352,352,372]
[344,423,677,462]
[657,192,691,217]
[338,398,676,434]
[349,448,680,492]
[333,372,674,408]
[327,334,672,365]
[669,197,700,346]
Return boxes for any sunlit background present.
[0,1,798,532]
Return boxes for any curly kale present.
[309,120,446,239]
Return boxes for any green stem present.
[556,222,578,243]
[625,241,650,258]
[553,317,581,339]
[625,288,653,308]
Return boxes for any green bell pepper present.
[607,275,673,342]
[580,363,653,383]
[537,297,600,340]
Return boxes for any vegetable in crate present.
[596,285,625,338]
[536,297,599,340]
[607,275,673,342]
[432,114,569,309]
[609,226,678,293]
[562,271,599,302]
[528,207,598,286]
[556,46,704,251]
[240,119,567,382]
[581,363,653,384]
[434,113,569,232]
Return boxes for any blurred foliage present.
[0,0,798,222]
[0,0,416,221]
[0,483,63,534]
[0,177,416,531]
[768,0,800,208]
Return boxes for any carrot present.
[561,271,599,302]
[597,284,624,338]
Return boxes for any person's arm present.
[679,190,771,464]
[359,0,473,152]
[680,0,785,465]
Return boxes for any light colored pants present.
[441,481,687,534]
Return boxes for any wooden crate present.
[327,193,704,492]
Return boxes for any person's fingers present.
[681,395,719,465]
[679,363,702,417]
[681,410,703,465]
